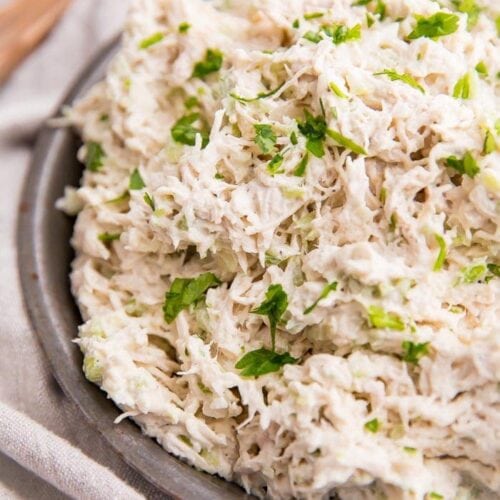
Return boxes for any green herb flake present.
[254,124,277,154]
[353,0,372,5]
[326,129,367,155]
[483,129,496,155]
[143,192,155,211]
[292,19,300,29]
[402,341,430,364]
[267,154,285,175]
[460,263,487,284]
[452,0,481,30]
[184,96,200,109]
[298,111,327,158]
[178,22,191,34]
[139,32,164,49]
[251,284,288,351]
[303,31,323,43]
[487,263,500,277]
[368,305,405,331]
[171,113,209,148]
[452,72,474,99]
[129,168,146,190]
[322,24,362,45]
[496,16,500,37]
[374,69,424,93]
[407,12,459,40]
[235,348,297,377]
[374,0,386,20]
[444,151,479,178]
[106,191,130,205]
[98,232,121,245]
[433,234,447,271]
[293,152,309,177]
[304,282,338,314]
[304,12,324,20]
[192,49,223,79]
[404,446,417,455]
[230,82,285,103]
[329,81,348,98]
[163,273,221,323]
[85,142,105,172]
[364,418,380,433]
[429,493,444,500]
[290,131,298,145]
[366,13,375,28]
[475,61,488,77]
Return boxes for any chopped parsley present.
[374,69,424,93]
[163,273,221,323]
[452,0,481,30]
[326,129,367,155]
[267,154,285,175]
[368,305,405,331]
[171,113,209,148]
[235,348,297,377]
[322,23,362,44]
[452,72,474,99]
[475,61,488,77]
[303,31,323,44]
[407,12,459,40]
[254,124,277,154]
[85,142,105,172]
[230,82,285,103]
[143,192,155,211]
[129,168,145,190]
[329,81,348,98]
[178,22,191,34]
[138,32,164,49]
[444,152,479,178]
[402,341,430,365]
[297,112,327,158]
[192,49,223,79]
[483,129,496,155]
[293,153,309,177]
[98,232,121,246]
[364,418,380,433]
[251,284,288,351]
[433,234,447,271]
[304,282,338,314]
[292,19,300,29]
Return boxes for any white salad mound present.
[59,0,500,498]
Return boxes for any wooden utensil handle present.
[0,0,71,83]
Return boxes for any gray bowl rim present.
[17,36,249,500]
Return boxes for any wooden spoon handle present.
[0,0,71,83]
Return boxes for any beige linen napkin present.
[0,1,161,498]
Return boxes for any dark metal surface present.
[17,37,248,500]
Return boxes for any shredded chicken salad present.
[58,0,500,497]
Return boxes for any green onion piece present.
[402,341,429,364]
[452,72,474,99]
[364,418,380,433]
[267,154,285,175]
[326,129,367,155]
[192,49,223,79]
[444,152,479,178]
[304,282,338,314]
[143,192,155,211]
[483,129,496,155]
[85,142,105,172]
[374,69,424,93]
[329,81,348,98]
[368,305,405,330]
[433,234,447,271]
[230,82,285,103]
[139,32,164,49]
[293,152,309,177]
[129,168,145,190]
[178,22,191,33]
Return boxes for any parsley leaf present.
[235,348,297,377]
[368,305,405,330]
[402,341,430,364]
[326,129,367,155]
[293,153,309,177]
[267,154,285,175]
[254,124,277,154]
[452,0,481,30]
[453,72,474,99]
[85,142,105,172]
[407,12,459,40]
[374,69,424,93]
[251,284,288,351]
[178,22,191,33]
[163,273,221,323]
[230,82,285,103]
[98,232,121,246]
[364,418,380,433]
[192,49,223,79]
[129,168,145,190]
[139,32,164,49]
[433,234,447,271]
[322,24,362,44]
[444,152,479,178]
[171,113,209,148]
[304,282,338,314]
[483,129,496,155]
[297,112,327,158]
[143,192,155,211]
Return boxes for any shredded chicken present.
[59,0,500,498]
